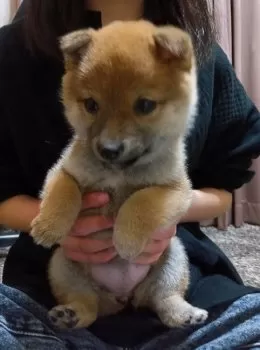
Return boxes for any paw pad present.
[183,308,208,326]
[49,306,79,329]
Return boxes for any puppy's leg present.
[48,248,98,329]
[153,294,208,328]
[31,167,82,248]
[133,238,208,328]
[49,295,98,329]
[113,179,192,261]
[49,291,126,329]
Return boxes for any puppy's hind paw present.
[49,306,79,329]
[160,305,208,328]
[182,307,208,326]
[156,295,208,328]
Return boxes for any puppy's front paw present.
[113,226,147,261]
[30,215,65,248]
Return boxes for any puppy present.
[31,20,208,329]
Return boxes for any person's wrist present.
[179,189,200,223]
[0,195,41,233]
[27,197,41,228]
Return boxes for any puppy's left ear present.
[153,26,194,70]
[60,29,96,69]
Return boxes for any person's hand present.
[62,191,176,265]
[61,193,116,264]
[134,224,177,265]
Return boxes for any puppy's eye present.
[84,98,99,114]
[134,98,157,115]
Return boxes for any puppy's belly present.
[89,259,151,297]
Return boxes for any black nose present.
[97,140,125,161]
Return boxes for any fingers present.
[63,247,117,264]
[64,191,114,264]
[81,192,110,210]
[135,225,176,265]
[135,238,171,264]
[71,215,114,236]
[62,236,113,254]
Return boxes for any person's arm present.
[180,188,232,223]
[0,195,40,232]
[0,113,36,232]
[0,26,38,233]
[189,45,260,220]
[0,114,36,232]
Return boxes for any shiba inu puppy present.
[31,20,208,329]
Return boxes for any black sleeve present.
[193,45,260,192]
[0,117,28,203]
[0,26,28,203]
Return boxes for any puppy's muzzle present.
[97,140,125,162]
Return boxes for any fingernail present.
[96,193,110,202]
[87,192,109,205]
[103,216,114,226]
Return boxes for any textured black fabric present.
[190,45,260,192]
[1,17,260,347]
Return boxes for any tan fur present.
[31,20,208,329]
[31,168,82,247]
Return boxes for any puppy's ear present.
[153,27,194,70]
[60,29,95,68]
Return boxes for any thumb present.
[81,192,110,210]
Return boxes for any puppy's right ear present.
[60,29,95,68]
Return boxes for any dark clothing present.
[0,16,260,348]
[0,284,260,349]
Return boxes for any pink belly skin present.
[89,260,151,297]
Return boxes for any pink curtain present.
[11,0,21,14]
[0,0,21,27]
[209,0,260,228]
